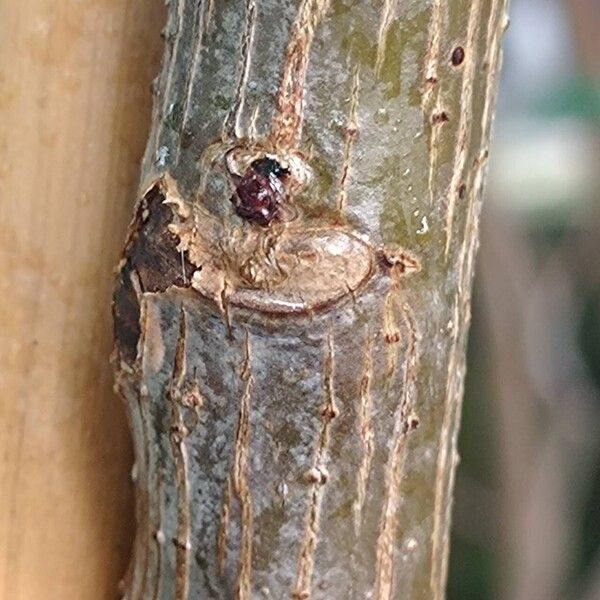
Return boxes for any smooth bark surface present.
[113,1,508,598]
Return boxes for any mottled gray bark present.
[113,0,508,598]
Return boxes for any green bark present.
[113,0,508,598]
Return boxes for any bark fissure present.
[270,0,330,149]
[353,329,375,534]
[443,0,483,258]
[169,309,191,600]
[153,469,165,600]
[224,0,258,141]
[293,332,337,600]
[179,0,214,159]
[431,1,506,596]
[375,0,400,76]
[231,332,254,600]
[336,65,360,214]
[422,0,446,207]
[374,304,420,600]
[216,476,232,579]
[113,1,508,597]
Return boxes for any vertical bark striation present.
[113,0,508,598]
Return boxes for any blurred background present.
[449,0,600,598]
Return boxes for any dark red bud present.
[232,171,282,225]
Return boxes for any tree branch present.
[113,1,508,598]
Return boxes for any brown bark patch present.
[113,185,195,363]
